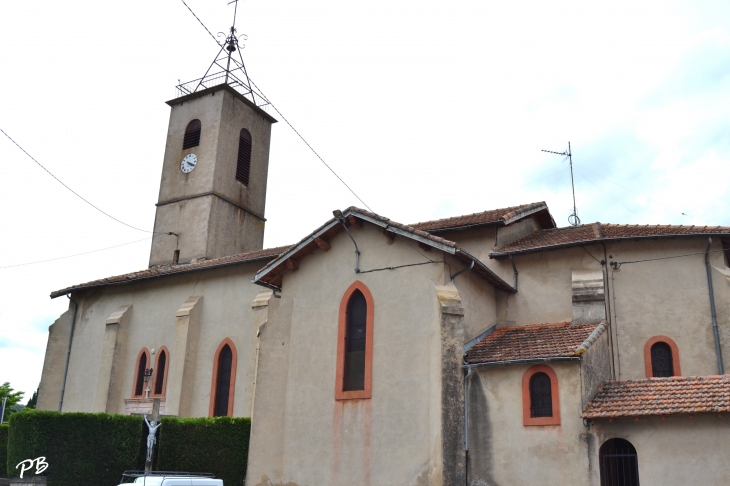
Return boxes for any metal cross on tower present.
[542,142,581,227]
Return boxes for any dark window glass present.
[214,345,233,416]
[182,119,201,150]
[154,351,167,395]
[722,239,730,267]
[529,372,552,417]
[600,438,640,486]
[135,352,147,396]
[236,129,252,186]
[651,342,673,377]
[343,290,367,391]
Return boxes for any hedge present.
[0,424,8,478]
[7,411,145,485]
[157,416,251,486]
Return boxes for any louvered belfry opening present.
[154,350,167,395]
[343,290,367,391]
[135,352,147,397]
[529,372,553,417]
[651,341,673,377]
[182,119,202,150]
[214,344,233,416]
[599,438,640,486]
[236,128,252,186]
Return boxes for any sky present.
[1,0,729,400]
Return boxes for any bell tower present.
[149,17,277,267]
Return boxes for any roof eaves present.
[455,248,515,292]
[501,203,548,226]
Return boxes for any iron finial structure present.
[542,142,580,227]
[175,0,270,110]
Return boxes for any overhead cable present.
[611,248,728,268]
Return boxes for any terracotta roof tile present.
[581,375,730,418]
[493,223,730,255]
[464,321,605,364]
[411,202,550,232]
[50,245,290,298]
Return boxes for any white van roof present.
[118,475,223,485]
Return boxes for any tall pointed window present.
[529,372,552,417]
[209,339,238,417]
[335,281,374,400]
[133,348,150,398]
[522,365,560,425]
[644,336,681,377]
[599,438,640,486]
[152,347,168,396]
[182,119,201,150]
[236,129,252,186]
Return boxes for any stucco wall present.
[40,261,267,418]
[36,307,73,411]
[248,222,483,486]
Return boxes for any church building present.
[36,34,730,486]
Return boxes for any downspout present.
[463,366,473,486]
[705,237,724,374]
[58,294,79,412]
[451,260,474,282]
[600,242,616,380]
[333,211,360,273]
[509,254,518,290]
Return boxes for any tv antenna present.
[542,141,580,226]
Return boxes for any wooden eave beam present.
[418,242,432,252]
[382,229,395,241]
[315,237,331,251]
[286,259,299,271]
[347,215,362,228]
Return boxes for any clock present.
[180,153,197,173]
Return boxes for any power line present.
[610,248,728,268]
[0,237,152,270]
[572,167,642,219]
[1,128,157,234]
[180,0,221,45]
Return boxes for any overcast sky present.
[1,0,729,399]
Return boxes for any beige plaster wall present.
[40,261,268,418]
[248,223,466,486]
[450,255,498,342]
[37,307,73,411]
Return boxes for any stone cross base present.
[125,397,166,415]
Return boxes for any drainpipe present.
[451,260,474,282]
[705,237,724,375]
[463,366,473,486]
[509,254,518,290]
[59,294,79,412]
[333,210,360,273]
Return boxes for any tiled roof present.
[492,222,730,255]
[464,321,606,365]
[50,246,290,299]
[582,375,730,418]
[411,202,553,232]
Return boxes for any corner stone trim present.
[176,295,202,317]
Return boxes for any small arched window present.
[644,336,680,377]
[209,339,238,417]
[335,281,374,400]
[522,365,560,426]
[133,348,150,398]
[599,438,640,486]
[236,129,252,186]
[529,372,552,417]
[344,290,367,391]
[182,119,201,150]
[152,347,168,396]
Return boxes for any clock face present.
[181,153,197,173]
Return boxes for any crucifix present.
[144,399,161,474]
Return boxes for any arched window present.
[236,129,252,186]
[182,119,201,150]
[335,281,374,400]
[132,348,150,398]
[529,372,552,417]
[152,347,169,396]
[209,339,238,417]
[522,365,560,426]
[599,438,640,486]
[643,336,681,377]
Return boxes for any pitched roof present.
[464,321,606,365]
[253,207,516,292]
[411,202,555,232]
[491,222,730,256]
[581,375,730,419]
[50,246,290,299]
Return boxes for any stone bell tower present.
[148,28,277,266]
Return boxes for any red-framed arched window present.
[335,281,374,400]
[522,365,560,426]
[644,336,681,377]
[132,348,151,398]
[182,119,201,149]
[209,338,238,417]
[152,346,169,397]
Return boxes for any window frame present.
[132,348,151,398]
[208,338,238,417]
[522,365,560,426]
[643,336,681,377]
[151,346,169,397]
[335,281,374,400]
[235,128,252,186]
[182,119,201,150]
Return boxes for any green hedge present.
[0,424,8,478]
[157,416,251,486]
[7,411,144,485]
